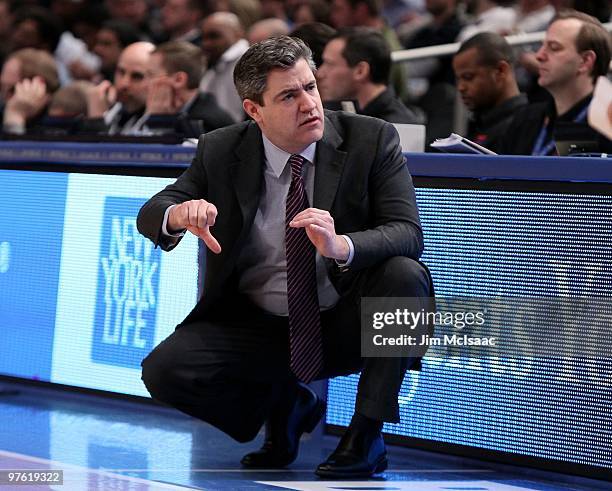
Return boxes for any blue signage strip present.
[0,170,68,381]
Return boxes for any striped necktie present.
[285,154,323,383]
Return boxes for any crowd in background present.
[0,0,610,153]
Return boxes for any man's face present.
[0,57,21,102]
[114,45,151,112]
[453,47,500,112]
[106,0,147,25]
[12,19,43,50]
[330,0,355,28]
[317,38,358,102]
[201,17,239,66]
[93,29,123,71]
[161,0,194,34]
[245,58,324,154]
[536,18,585,91]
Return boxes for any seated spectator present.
[161,0,209,45]
[453,32,528,153]
[105,0,166,43]
[48,81,91,117]
[498,10,611,155]
[290,22,337,68]
[318,28,421,124]
[457,0,517,42]
[38,81,93,135]
[200,12,249,122]
[330,0,409,102]
[144,41,234,137]
[1,48,60,134]
[10,6,63,55]
[214,0,263,32]
[65,3,110,55]
[93,20,144,83]
[83,41,154,135]
[247,18,290,44]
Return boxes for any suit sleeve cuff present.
[335,235,354,268]
[162,205,186,238]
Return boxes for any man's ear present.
[579,50,596,76]
[494,60,511,81]
[173,71,188,88]
[353,61,370,82]
[243,98,262,122]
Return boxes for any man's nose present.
[535,46,546,62]
[299,92,317,112]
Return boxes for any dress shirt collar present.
[220,39,250,64]
[261,133,317,178]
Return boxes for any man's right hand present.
[168,200,221,253]
[87,80,116,118]
[4,77,50,125]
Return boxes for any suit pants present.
[141,256,432,442]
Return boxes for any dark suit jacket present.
[467,94,528,154]
[360,88,421,125]
[137,110,424,321]
[145,92,235,138]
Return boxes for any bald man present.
[247,18,290,45]
[84,41,155,135]
[199,12,249,122]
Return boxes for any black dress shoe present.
[315,426,387,478]
[241,383,325,468]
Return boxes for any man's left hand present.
[289,208,349,261]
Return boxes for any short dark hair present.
[456,32,516,67]
[332,27,391,85]
[233,36,316,104]
[13,6,64,52]
[153,41,204,89]
[551,9,611,82]
[101,19,144,48]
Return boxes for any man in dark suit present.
[318,28,421,124]
[137,36,432,478]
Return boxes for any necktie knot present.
[288,154,306,181]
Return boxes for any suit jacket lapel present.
[314,115,347,212]
[230,122,264,243]
[229,117,345,232]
